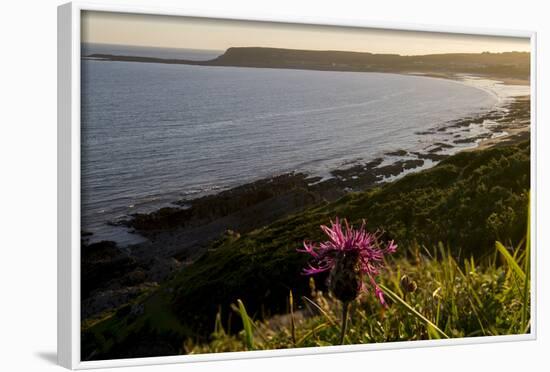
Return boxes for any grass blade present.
[521,192,531,332]
[236,299,254,350]
[289,290,296,346]
[496,241,526,281]
[296,322,330,346]
[301,296,337,326]
[379,283,449,339]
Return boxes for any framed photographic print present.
[57,1,536,369]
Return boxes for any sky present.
[81,11,530,56]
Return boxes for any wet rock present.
[385,149,408,156]
[412,152,450,161]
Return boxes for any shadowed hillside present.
[86,47,530,80]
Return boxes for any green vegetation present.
[215,48,530,80]
[82,141,530,360]
[189,231,531,353]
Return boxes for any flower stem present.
[339,301,350,345]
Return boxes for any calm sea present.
[81,44,501,245]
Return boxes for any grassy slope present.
[82,141,530,360]
[189,242,530,353]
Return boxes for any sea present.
[81,43,529,245]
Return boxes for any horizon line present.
[82,41,531,57]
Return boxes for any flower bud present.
[329,251,362,303]
[400,274,417,293]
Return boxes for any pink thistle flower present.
[298,218,397,306]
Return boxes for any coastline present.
[86,74,531,254]
[80,52,530,323]
[81,84,530,323]
[405,71,530,86]
[428,75,530,153]
[82,46,530,82]
[122,87,530,246]
[464,95,530,151]
[81,59,530,247]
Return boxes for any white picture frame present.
[58,1,537,369]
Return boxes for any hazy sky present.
[81,11,530,56]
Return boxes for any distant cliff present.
[86,47,530,79]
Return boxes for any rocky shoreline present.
[81,94,530,323]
